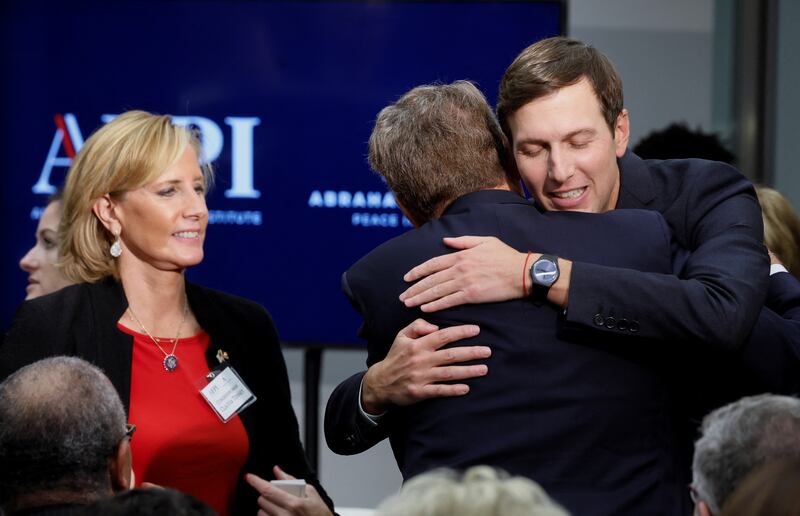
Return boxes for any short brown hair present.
[368,81,509,223]
[59,110,212,283]
[497,36,624,136]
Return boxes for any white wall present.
[285,0,719,510]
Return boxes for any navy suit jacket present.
[326,189,691,516]
[566,152,769,348]
[741,272,800,394]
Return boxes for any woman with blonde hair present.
[1,111,334,516]
[756,185,800,279]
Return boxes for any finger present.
[140,482,164,489]
[420,291,470,313]
[245,473,271,494]
[258,510,269,516]
[258,497,291,516]
[419,383,471,398]
[254,481,302,512]
[430,364,489,382]
[273,465,298,481]
[432,344,491,365]
[401,268,451,302]
[442,235,494,250]
[419,324,481,352]
[398,318,439,340]
[402,276,461,307]
[403,253,459,282]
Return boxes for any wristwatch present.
[529,254,560,303]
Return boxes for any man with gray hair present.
[375,466,568,516]
[0,356,132,515]
[691,394,800,515]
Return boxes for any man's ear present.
[614,109,630,158]
[109,438,132,493]
[92,194,121,235]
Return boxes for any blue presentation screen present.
[1,1,564,345]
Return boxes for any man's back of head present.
[0,356,130,513]
[368,80,513,225]
[692,394,800,515]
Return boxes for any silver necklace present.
[127,300,188,372]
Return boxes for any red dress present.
[120,324,250,515]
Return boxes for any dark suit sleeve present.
[765,271,800,316]
[324,271,392,455]
[738,273,800,394]
[565,164,768,349]
[324,371,391,455]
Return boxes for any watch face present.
[533,258,559,287]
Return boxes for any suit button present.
[593,314,605,326]
[617,318,629,331]
[629,321,640,333]
[604,316,616,329]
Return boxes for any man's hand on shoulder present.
[361,319,490,414]
[399,236,530,311]
[398,236,572,312]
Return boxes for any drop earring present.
[110,232,122,258]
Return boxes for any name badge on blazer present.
[199,363,256,422]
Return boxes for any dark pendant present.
[163,354,178,372]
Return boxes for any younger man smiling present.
[401,36,768,348]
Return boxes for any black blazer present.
[566,151,769,347]
[0,278,333,516]
[744,272,800,393]
[703,271,800,405]
[326,189,690,516]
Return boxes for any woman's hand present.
[246,466,332,516]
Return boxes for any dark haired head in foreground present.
[0,356,130,514]
[82,488,216,516]
[633,122,736,164]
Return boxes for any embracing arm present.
[324,319,489,454]
[738,270,800,393]
[400,236,572,310]
[325,371,388,455]
[324,269,491,455]
[401,182,768,350]
[565,174,768,348]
